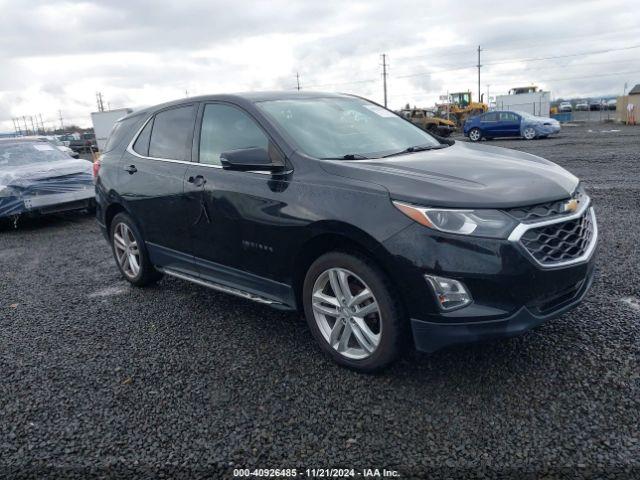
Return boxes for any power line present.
[483,44,640,67]
[390,28,640,67]
[392,44,640,80]
[389,69,640,100]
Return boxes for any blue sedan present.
[464,110,561,142]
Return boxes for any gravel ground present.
[1,125,639,479]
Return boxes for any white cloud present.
[0,0,638,131]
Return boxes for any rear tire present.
[110,212,162,287]
[302,251,405,372]
[468,128,482,142]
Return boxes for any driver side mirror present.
[220,147,283,172]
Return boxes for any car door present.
[185,102,292,301]
[118,103,198,273]
[498,112,521,137]
[479,112,499,137]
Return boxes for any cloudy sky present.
[0,0,638,131]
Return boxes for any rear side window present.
[133,118,153,156]
[103,115,143,153]
[148,105,196,160]
[500,112,518,122]
[482,112,498,121]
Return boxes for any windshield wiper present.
[321,153,371,160]
[382,144,446,158]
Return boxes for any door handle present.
[187,175,206,187]
[124,165,137,174]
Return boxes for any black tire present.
[302,251,406,372]
[468,127,482,142]
[109,212,162,287]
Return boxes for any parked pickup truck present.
[69,133,98,154]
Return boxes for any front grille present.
[520,210,594,265]
[504,186,588,223]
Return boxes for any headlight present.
[393,201,517,238]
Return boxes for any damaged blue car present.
[0,138,95,221]
[464,110,561,142]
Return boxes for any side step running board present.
[160,268,285,307]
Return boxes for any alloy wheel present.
[523,127,536,140]
[113,222,141,279]
[469,129,481,141]
[311,268,382,360]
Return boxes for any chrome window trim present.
[508,205,598,269]
[126,114,224,168]
[126,111,292,175]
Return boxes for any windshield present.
[0,142,70,169]
[256,96,440,159]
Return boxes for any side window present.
[104,115,143,153]
[482,112,498,122]
[199,104,269,166]
[148,105,195,160]
[133,118,153,156]
[500,112,518,122]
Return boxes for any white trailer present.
[495,87,551,117]
[91,108,132,151]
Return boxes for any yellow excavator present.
[436,92,488,127]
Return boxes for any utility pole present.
[30,116,36,135]
[477,45,482,103]
[22,116,29,135]
[59,110,64,132]
[296,72,301,91]
[381,53,388,108]
[96,92,105,112]
[39,114,45,134]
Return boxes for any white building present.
[91,108,132,151]
[495,87,551,117]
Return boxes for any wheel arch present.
[104,202,128,234]
[290,223,406,313]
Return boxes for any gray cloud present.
[0,0,638,130]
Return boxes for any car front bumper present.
[380,215,598,352]
[410,263,595,352]
[0,187,95,218]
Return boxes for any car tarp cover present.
[518,113,561,137]
[0,141,94,218]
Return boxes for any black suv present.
[96,92,597,372]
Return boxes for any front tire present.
[302,252,405,372]
[110,212,162,287]
[522,127,536,140]
[468,127,482,142]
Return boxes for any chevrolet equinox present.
[96,92,597,372]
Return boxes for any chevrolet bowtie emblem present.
[563,198,579,213]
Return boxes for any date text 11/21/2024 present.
[232,468,400,477]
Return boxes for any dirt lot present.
[1,125,639,479]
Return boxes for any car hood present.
[0,158,93,188]
[320,142,578,208]
[524,116,558,125]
